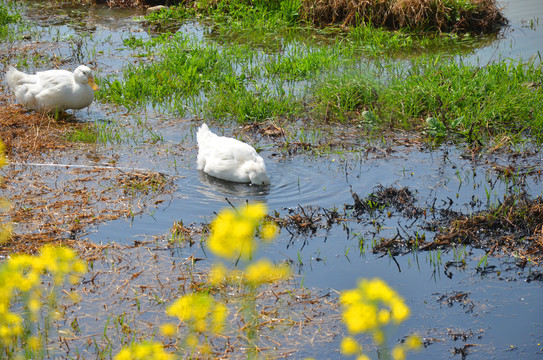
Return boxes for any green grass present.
[65,126,100,143]
[95,1,543,149]
[0,2,20,40]
[64,118,163,145]
[381,58,543,142]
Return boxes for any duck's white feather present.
[6,65,99,112]
[197,123,270,185]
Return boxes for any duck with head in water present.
[196,123,270,185]
[5,65,99,113]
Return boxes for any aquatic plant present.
[0,2,18,23]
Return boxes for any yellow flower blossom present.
[241,202,266,220]
[340,278,419,360]
[244,259,291,287]
[160,323,177,337]
[207,209,257,260]
[27,336,40,351]
[0,244,87,348]
[207,203,278,261]
[340,336,361,355]
[356,355,371,360]
[114,341,172,360]
[341,278,410,334]
[260,222,279,242]
[166,293,228,334]
[208,263,229,286]
[391,299,410,323]
[392,345,406,360]
[405,334,423,350]
[377,309,391,324]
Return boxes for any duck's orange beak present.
[88,76,99,91]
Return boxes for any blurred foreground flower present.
[340,278,421,359]
[207,202,278,261]
[166,292,228,334]
[0,245,87,355]
[165,292,228,355]
[115,341,172,360]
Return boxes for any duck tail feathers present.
[197,123,214,144]
[6,67,21,90]
[6,67,34,90]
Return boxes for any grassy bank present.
[98,27,543,147]
[99,0,507,33]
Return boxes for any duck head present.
[75,65,99,91]
[247,159,270,185]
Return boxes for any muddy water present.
[4,0,543,359]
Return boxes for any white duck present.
[5,65,99,113]
[197,123,270,185]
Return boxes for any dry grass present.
[0,99,173,255]
[301,0,506,32]
[76,0,506,33]
[432,194,543,265]
[0,98,73,161]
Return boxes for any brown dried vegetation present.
[302,0,507,33]
[433,193,543,265]
[0,99,171,255]
[84,0,506,33]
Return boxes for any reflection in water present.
[197,170,270,203]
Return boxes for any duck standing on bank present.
[5,65,99,113]
[197,123,270,185]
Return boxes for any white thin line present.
[9,162,152,172]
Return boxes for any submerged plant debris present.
[269,185,543,269]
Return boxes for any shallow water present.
[3,0,543,358]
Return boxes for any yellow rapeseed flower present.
[377,309,391,325]
[207,203,276,261]
[166,293,228,334]
[342,302,378,334]
[0,244,87,350]
[392,345,406,360]
[356,355,371,360]
[405,334,423,350]
[27,336,41,351]
[241,202,266,220]
[260,222,279,242]
[341,278,410,335]
[160,323,177,337]
[114,341,172,360]
[208,263,229,286]
[207,209,257,260]
[244,259,291,287]
[340,336,361,356]
[391,300,410,323]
